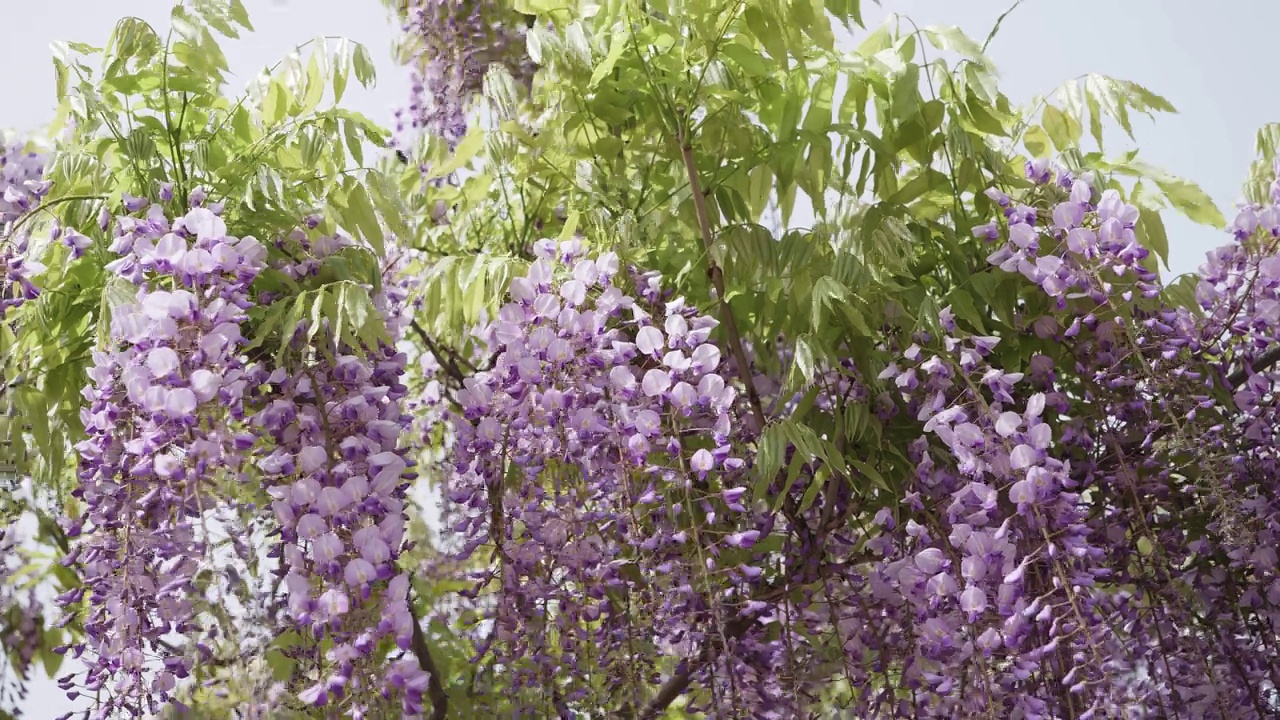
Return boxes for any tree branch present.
[676,132,767,430]
[1225,345,1280,388]
[640,566,809,718]
[641,614,754,718]
[409,320,470,386]
[409,588,449,720]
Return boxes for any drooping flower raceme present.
[408,159,1280,717]
[58,199,269,718]
[392,0,535,148]
[250,234,428,716]
[0,531,45,717]
[442,238,781,712]
[0,139,51,311]
[0,139,48,226]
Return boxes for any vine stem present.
[676,131,766,430]
[641,615,755,718]
[408,586,449,720]
[6,194,107,237]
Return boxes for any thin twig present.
[641,615,755,718]
[408,320,471,385]
[982,0,1025,54]
[1226,345,1280,388]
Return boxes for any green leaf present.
[589,30,628,88]
[721,42,773,78]
[892,64,920,119]
[266,649,296,681]
[965,97,1006,136]
[1150,173,1224,228]
[229,0,253,30]
[1164,274,1204,317]
[345,183,385,256]
[1023,125,1050,158]
[792,335,817,385]
[263,79,288,125]
[332,48,349,104]
[1086,88,1103,148]
[1136,205,1169,266]
[804,72,837,132]
[752,422,789,500]
[1137,535,1154,556]
[923,26,984,58]
[839,75,868,127]
[745,6,789,69]
[850,458,890,492]
[514,0,573,14]
[1042,105,1074,151]
[343,120,364,166]
[798,468,826,513]
[810,276,848,332]
[352,43,376,88]
[888,168,946,205]
[41,628,64,677]
[1113,78,1176,114]
[300,51,325,114]
[426,125,484,181]
[945,288,987,333]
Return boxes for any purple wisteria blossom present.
[392,0,535,149]
[58,198,269,718]
[250,233,428,716]
[0,139,51,312]
[441,238,780,710]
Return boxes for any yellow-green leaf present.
[1023,125,1050,158]
[589,30,628,88]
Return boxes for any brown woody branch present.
[640,554,817,718]
[1225,345,1280,388]
[409,321,470,386]
[676,130,766,431]
[409,587,450,720]
[641,615,755,718]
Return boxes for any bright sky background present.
[2,0,1277,715]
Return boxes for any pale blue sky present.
[3,0,1276,715]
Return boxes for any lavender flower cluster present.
[56,192,427,716]
[0,532,43,717]
[58,198,270,718]
[444,238,780,709]
[392,0,534,149]
[0,139,51,312]
[253,234,427,716]
[0,140,48,226]
[421,161,1280,718]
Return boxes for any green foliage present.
[0,3,418,703]
[0,0,1243,715]
[13,2,406,489]
[378,0,1231,710]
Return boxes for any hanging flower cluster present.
[828,160,1280,718]
[868,333,1123,717]
[419,160,1280,718]
[251,233,428,716]
[0,139,51,312]
[57,196,269,718]
[0,531,43,717]
[392,0,535,148]
[444,238,779,711]
[0,139,48,226]
[56,191,428,717]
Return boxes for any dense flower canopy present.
[412,163,1280,718]
[5,1,1280,719]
